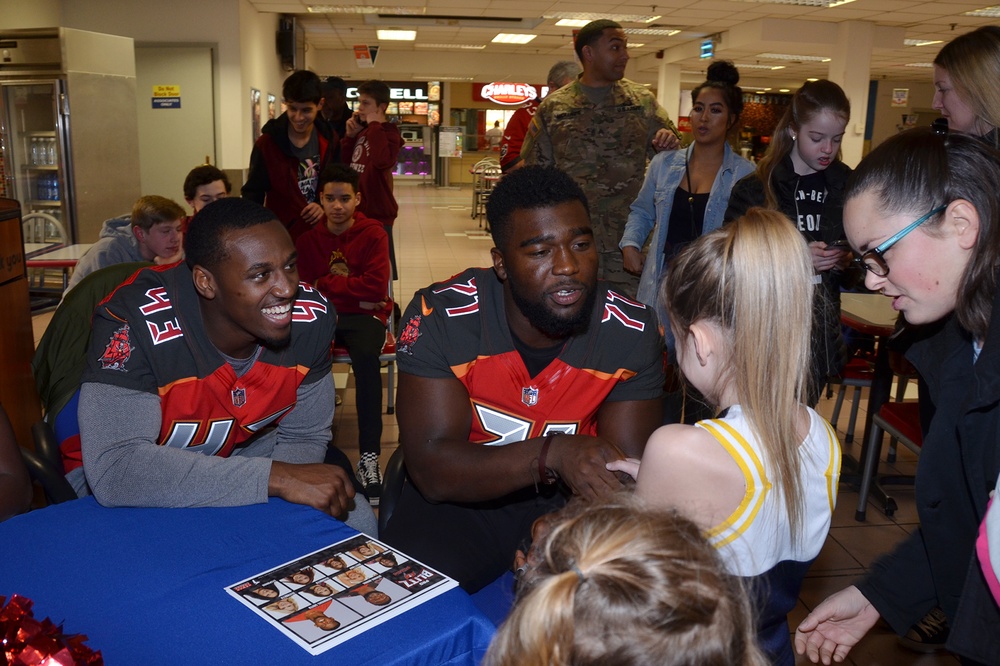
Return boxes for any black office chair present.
[22,421,77,505]
[377,448,407,537]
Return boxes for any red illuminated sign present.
[478,82,540,105]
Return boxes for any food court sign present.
[476,82,544,105]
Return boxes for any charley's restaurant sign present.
[475,82,545,105]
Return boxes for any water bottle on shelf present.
[30,138,39,165]
[46,138,56,166]
[51,174,59,201]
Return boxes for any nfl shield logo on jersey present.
[521,386,538,407]
[231,388,247,408]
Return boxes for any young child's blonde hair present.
[486,494,767,666]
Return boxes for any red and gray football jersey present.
[83,264,334,458]
[397,267,664,445]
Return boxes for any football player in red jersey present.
[382,165,664,591]
[73,197,376,535]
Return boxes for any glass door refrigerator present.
[0,28,140,246]
[0,80,67,244]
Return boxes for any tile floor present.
[32,181,956,665]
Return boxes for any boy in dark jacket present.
[243,70,340,241]
[341,80,402,277]
[296,165,392,504]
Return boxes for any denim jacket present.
[620,143,754,345]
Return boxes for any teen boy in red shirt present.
[296,164,392,504]
[243,70,340,241]
[341,80,402,277]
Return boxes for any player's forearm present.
[401,433,555,502]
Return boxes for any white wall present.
[238,0,287,162]
[0,0,60,28]
[869,80,936,150]
[59,0,285,171]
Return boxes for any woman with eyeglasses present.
[933,25,1000,148]
[795,126,1000,665]
[725,80,854,405]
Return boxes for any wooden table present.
[839,292,902,520]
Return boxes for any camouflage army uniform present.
[521,77,677,297]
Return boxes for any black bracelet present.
[537,433,559,486]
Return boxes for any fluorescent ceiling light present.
[904,39,943,47]
[738,0,855,6]
[308,5,421,13]
[905,62,934,68]
[416,43,486,50]
[492,33,536,44]
[735,64,786,70]
[544,12,660,23]
[555,19,590,27]
[806,77,819,81]
[414,75,472,81]
[758,52,830,62]
[628,43,646,48]
[377,29,416,40]
[779,88,790,92]
[624,28,680,36]
[964,5,1000,17]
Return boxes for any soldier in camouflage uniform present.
[521,19,678,298]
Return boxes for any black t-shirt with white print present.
[792,170,827,242]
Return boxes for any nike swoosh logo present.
[421,296,433,316]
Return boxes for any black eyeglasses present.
[855,204,947,277]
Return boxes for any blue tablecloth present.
[0,497,495,664]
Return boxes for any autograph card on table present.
[227,535,457,654]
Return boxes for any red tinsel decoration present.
[0,595,102,666]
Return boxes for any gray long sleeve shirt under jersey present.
[73,373,334,507]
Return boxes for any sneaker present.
[898,607,949,653]
[357,452,383,507]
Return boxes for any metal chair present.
[23,420,77,505]
[827,356,874,444]
[855,400,922,521]
[22,211,67,289]
[377,447,407,537]
[470,158,500,229]
[331,281,397,414]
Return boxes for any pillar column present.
[827,21,873,167]
[657,61,682,124]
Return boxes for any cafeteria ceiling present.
[246,0,999,90]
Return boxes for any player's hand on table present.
[301,202,325,226]
[269,461,356,519]
[547,435,628,500]
[794,585,880,664]
[652,129,680,152]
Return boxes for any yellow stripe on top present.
[822,418,842,515]
[699,419,772,547]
